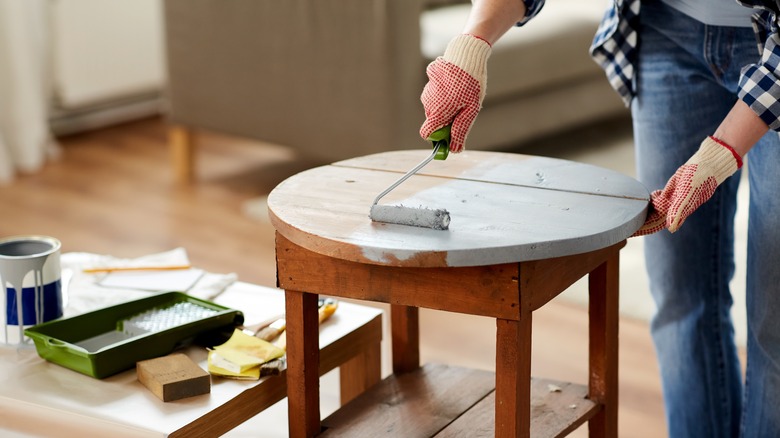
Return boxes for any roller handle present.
[428,126,451,160]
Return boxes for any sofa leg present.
[169,125,196,184]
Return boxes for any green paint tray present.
[24,292,244,378]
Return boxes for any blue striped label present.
[5,280,63,326]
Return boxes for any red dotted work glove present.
[634,136,743,236]
[420,34,491,153]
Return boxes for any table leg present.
[588,249,619,437]
[285,290,321,438]
[495,311,532,438]
[169,125,196,184]
[391,304,420,374]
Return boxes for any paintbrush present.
[254,318,286,342]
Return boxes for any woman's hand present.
[634,136,742,235]
[419,34,491,153]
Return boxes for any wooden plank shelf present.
[319,364,597,437]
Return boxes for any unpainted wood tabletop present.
[268,150,649,268]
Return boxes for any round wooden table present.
[268,150,649,437]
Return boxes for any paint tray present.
[24,292,244,378]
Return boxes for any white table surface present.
[0,282,382,437]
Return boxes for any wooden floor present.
[2,116,668,437]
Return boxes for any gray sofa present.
[163,0,625,182]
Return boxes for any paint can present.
[0,235,62,346]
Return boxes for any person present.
[419,0,780,436]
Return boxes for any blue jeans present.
[632,1,780,437]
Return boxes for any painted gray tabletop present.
[268,150,650,268]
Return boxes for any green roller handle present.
[427,126,451,160]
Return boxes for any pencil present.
[82,265,192,274]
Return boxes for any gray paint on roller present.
[369,205,450,230]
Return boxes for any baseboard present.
[49,92,163,136]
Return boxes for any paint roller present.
[369,127,452,230]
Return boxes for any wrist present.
[707,136,743,169]
[443,34,492,79]
[688,137,742,186]
[464,33,492,47]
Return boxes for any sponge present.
[137,353,210,402]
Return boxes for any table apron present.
[276,234,625,320]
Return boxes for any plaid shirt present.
[585,0,780,131]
